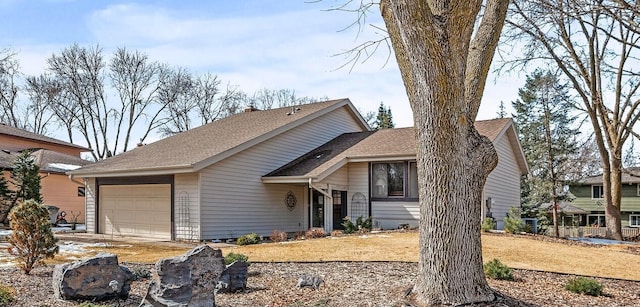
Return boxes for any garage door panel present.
[99,184,171,240]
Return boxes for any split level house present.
[68,99,529,241]
[0,124,92,223]
[566,172,640,228]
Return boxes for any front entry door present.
[332,190,348,230]
[312,190,324,228]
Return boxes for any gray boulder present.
[141,245,226,307]
[52,252,133,301]
[216,261,248,293]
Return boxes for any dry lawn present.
[53,231,640,281]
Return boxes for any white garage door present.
[99,184,171,240]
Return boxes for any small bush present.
[0,284,15,306]
[7,199,59,274]
[130,266,151,281]
[330,230,343,237]
[294,231,306,240]
[236,233,261,246]
[305,228,326,238]
[342,215,373,234]
[566,277,603,296]
[481,217,496,232]
[269,230,288,242]
[225,252,250,265]
[483,259,513,281]
[503,207,524,234]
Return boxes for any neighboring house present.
[568,171,640,228]
[69,99,528,241]
[0,124,92,223]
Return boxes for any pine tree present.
[512,69,580,236]
[7,199,59,274]
[373,102,395,130]
[497,101,507,118]
[10,151,42,204]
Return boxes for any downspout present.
[68,174,84,186]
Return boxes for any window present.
[371,162,418,199]
[77,186,85,197]
[587,214,605,227]
[630,215,640,227]
[592,185,603,199]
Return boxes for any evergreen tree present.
[373,102,395,130]
[497,101,507,118]
[10,151,42,204]
[512,69,580,236]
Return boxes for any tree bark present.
[380,0,508,305]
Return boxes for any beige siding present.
[41,174,86,223]
[174,173,201,241]
[484,133,522,229]
[199,106,363,239]
[85,178,96,234]
[372,201,419,229]
[319,165,348,187]
[346,162,370,219]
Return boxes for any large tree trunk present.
[380,0,507,305]
[605,161,623,240]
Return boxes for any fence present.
[550,226,639,238]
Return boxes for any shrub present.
[294,231,306,240]
[566,277,603,296]
[225,252,250,265]
[305,228,326,238]
[7,199,59,274]
[236,233,261,246]
[342,215,373,234]
[330,230,343,237]
[483,259,513,281]
[0,284,15,306]
[130,266,151,281]
[269,230,288,242]
[503,207,524,234]
[481,217,496,232]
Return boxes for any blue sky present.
[0,0,524,129]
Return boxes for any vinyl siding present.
[483,132,522,229]
[85,178,96,233]
[571,184,640,212]
[346,162,370,219]
[174,173,201,240]
[199,106,364,239]
[372,200,419,230]
[318,164,348,188]
[41,174,86,223]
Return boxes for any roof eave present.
[261,176,313,184]
[67,165,194,178]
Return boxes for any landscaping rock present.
[141,245,226,307]
[216,261,248,293]
[297,273,324,289]
[52,252,133,301]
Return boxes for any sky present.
[0,0,525,132]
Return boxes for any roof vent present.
[286,106,301,116]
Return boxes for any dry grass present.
[52,231,640,281]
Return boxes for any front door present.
[332,190,348,230]
[312,190,324,228]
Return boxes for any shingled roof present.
[70,99,367,176]
[264,118,528,181]
[0,149,91,173]
[0,124,89,150]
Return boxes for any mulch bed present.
[3,262,639,306]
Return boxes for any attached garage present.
[99,184,172,240]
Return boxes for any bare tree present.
[0,49,26,128]
[109,47,166,152]
[193,74,242,124]
[506,0,640,240]
[157,67,195,136]
[47,44,111,160]
[23,75,59,135]
[375,0,510,305]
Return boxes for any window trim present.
[370,161,418,201]
[591,185,604,199]
[587,214,605,227]
[630,214,640,228]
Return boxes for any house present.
[0,124,92,223]
[69,99,528,240]
[567,172,640,228]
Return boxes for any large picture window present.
[371,161,418,200]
